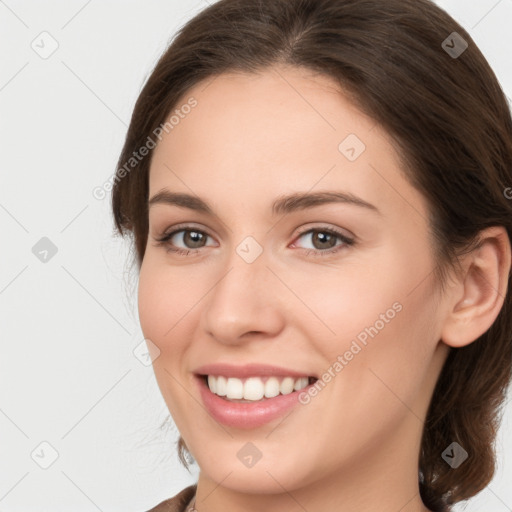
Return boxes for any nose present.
[200,249,286,345]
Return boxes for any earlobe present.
[441,226,511,348]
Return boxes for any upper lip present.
[194,363,316,379]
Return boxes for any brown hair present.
[111,0,512,510]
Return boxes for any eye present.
[153,224,355,258]
[153,226,216,256]
[291,226,355,257]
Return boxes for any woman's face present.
[138,65,451,498]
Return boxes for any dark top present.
[145,485,197,512]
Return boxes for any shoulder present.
[145,484,197,512]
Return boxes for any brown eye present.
[154,227,215,256]
[179,230,207,249]
[293,227,354,256]
[309,231,338,250]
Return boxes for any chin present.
[192,438,321,494]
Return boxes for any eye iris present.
[312,231,337,250]
[184,231,205,248]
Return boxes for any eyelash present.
[153,224,355,258]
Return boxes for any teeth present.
[265,377,280,398]
[280,377,295,395]
[206,375,310,401]
[207,375,216,394]
[226,377,243,399]
[216,376,227,396]
[244,377,264,400]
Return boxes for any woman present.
[111,0,512,510]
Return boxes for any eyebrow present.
[148,190,380,216]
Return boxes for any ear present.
[441,226,511,348]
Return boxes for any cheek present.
[282,258,413,354]
[319,276,438,436]
[137,257,204,346]
[137,259,200,421]
[138,262,170,345]
[306,246,438,397]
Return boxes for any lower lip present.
[196,375,312,429]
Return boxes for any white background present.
[0,1,511,510]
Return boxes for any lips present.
[193,363,318,428]
[194,362,316,380]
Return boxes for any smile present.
[205,375,314,402]
[193,363,318,428]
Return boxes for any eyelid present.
[293,223,355,240]
[157,222,215,240]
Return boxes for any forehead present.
[148,65,428,225]
[155,65,376,159]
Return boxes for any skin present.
[138,64,510,511]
